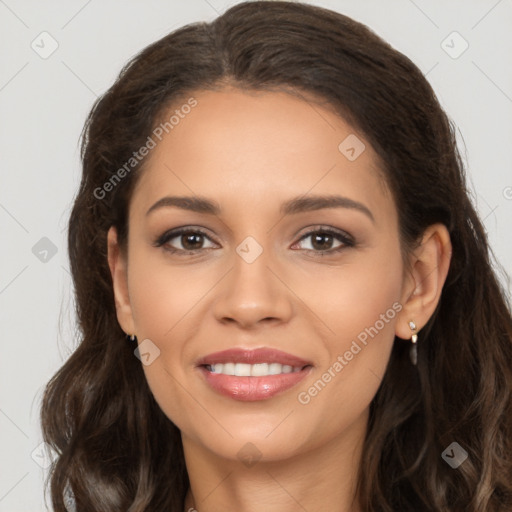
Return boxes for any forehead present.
[130,87,392,222]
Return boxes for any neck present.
[182,410,367,512]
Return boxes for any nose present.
[212,246,294,329]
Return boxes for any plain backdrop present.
[0,0,511,510]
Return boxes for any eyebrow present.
[145,194,375,223]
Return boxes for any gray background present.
[0,0,511,510]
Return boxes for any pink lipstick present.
[196,347,313,401]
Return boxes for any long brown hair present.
[40,1,512,510]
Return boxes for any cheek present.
[128,251,214,339]
[291,242,403,344]
[294,246,403,428]
[126,252,218,430]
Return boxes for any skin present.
[107,87,452,512]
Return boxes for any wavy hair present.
[40,1,512,510]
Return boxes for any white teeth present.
[208,362,304,376]
[212,363,224,374]
[222,362,235,375]
[234,363,252,376]
[268,362,282,375]
[251,363,269,376]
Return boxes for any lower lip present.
[198,365,312,401]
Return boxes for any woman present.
[40,1,512,511]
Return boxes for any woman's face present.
[110,87,411,463]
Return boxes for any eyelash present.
[153,226,355,256]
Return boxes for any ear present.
[395,223,452,340]
[107,226,136,336]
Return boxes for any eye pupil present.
[182,233,203,250]
[312,233,333,251]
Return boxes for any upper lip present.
[196,347,313,368]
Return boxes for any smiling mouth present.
[195,347,314,400]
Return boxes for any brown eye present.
[154,228,217,254]
[179,232,205,250]
[293,227,354,254]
